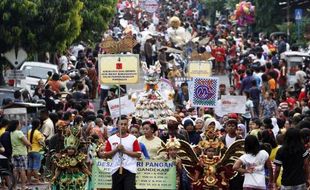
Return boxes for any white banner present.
[216,95,246,115]
[107,96,136,118]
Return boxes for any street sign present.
[4,48,27,69]
[144,0,158,13]
[98,54,139,85]
[5,70,26,80]
[295,9,302,21]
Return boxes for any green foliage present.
[0,0,40,53]
[79,0,117,45]
[276,18,310,46]
[253,0,282,33]
[35,0,83,52]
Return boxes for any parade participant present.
[129,124,150,159]
[160,116,187,143]
[233,135,274,190]
[10,120,32,190]
[104,115,141,190]
[27,119,45,184]
[138,120,163,159]
[274,128,310,190]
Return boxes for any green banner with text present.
[92,159,176,190]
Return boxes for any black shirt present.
[274,147,309,186]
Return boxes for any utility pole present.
[287,0,290,42]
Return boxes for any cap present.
[228,113,238,120]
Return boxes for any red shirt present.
[212,46,226,63]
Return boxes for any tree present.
[0,0,83,85]
[78,0,117,45]
[0,0,40,85]
[253,0,282,34]
[35,0,83,53]
[0,0,40,54]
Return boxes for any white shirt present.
[242,99,254,119]
[239,150,269,189]
[59,55,68,71]
[105,134,140,175]
[225,135,236,148]
[41,118,54,140]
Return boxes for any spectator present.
[260,92,278,119]
[27,119,45,184]
[40,109,55,141]
[10,120,31,190]
[233,135,273,190]
[274,128,310,189]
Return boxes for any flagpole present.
[118,83,123,174]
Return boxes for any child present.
[249,118,262,138]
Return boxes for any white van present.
[280,51,310,88]
[18,62,59,95]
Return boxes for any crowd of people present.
[0,0,309,190]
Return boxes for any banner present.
[190,77,219,107]
[107,96,136,118]
[92,159,176,190]
[217,95,246,115]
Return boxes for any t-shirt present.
[261,99,277,118]
[268,78,276,90]
[225,135,236,148]
[105,134,140,175]
[0,128,6,137]
[274,147,309,186]
[10,130,27,156]
[242,99,254,119]
[41,118,55,140]
[138,136,163,159]
[239,150,269,189]
[27,129,45,152]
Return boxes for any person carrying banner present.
[103,115,141,190]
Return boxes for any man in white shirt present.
[104,115,141,190]
[40,109,54,141]
[295,64,306,88]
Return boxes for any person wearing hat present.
[220,118,242,148]
[158,46,169,78]
[138,120,163,159]
[160,116,187,143]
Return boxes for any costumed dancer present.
[51,122,91,190]
[157,137,183,190]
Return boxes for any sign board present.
[107,95,136,118]
[189,77,219,107]
[5,70,26,80]
[295,9,302,21]
[218,95,246,115]
[98,54,139,85]
[4,48,27,69]
[188,61,212,77]
[92,159,176,189]
[144,0,159,13]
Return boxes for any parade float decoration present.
[158,123,245,190]
[167,16,187,48]
[233,1,255,26]
[132,61,175,124]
